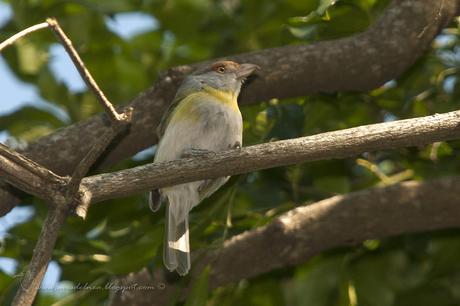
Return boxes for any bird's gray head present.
[185,60,259,96]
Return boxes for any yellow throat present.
[202,85,238,109]
[169,85,240,125]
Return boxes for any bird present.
[149,60,259,275]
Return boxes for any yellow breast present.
[170,86,239,124]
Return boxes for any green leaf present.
[285,255,346,306]
[317,0,339,15]
[289,0,339,24]
[100,228,162,275]
[0,106,65,140]
[0,271,18,306]
[287,25,318,40]
[16,39,48,75]
[313,176,351,194]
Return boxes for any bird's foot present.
[231,141,242,150]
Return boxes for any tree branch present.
[8,119,130,306]
[6,106,132,306]
[0,144,68,202]
[1,0,456,216]
[4,79,458,305]
[0,3,457,303]
[0,18,134,305]
[68,114,132,218]
[110,176,460,306]
[12,205,68,306]
[82,110,460,204]
[45,18,128,123]
[0,22,49,51]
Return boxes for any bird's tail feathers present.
[163,204,190,276]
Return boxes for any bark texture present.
[82,110,460,203]
[1,0,457,216]
[111,177,460,306]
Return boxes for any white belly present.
[155,97,242,160]
[155,99,243,222]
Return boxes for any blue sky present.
[0,0,457,298]
[0,4,157,116]
[0,1,156,291]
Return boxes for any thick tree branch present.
[8,121,130,306]
[1,0,456,216]
[110,176,460,306]
[0,3,457,304]
[7,108,131,306]
[0,18,134,305]
[82,110,460,203]
[0,144,68,202]
[7,108,132,306]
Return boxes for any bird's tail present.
[163,204,190,275]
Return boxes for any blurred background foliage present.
[1,0,460,305]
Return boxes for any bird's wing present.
[156,76,202,139]
[156,95,182,139]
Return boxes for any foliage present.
[1,0,460,305]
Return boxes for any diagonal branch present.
[45,18,125,123]
[0,144,68,201]
[67,106,133,194]
[0,22,49,51]
[0,3,457,304]
[0,144,65,183]
[0,18,125,124]
[12,205,68,306]
[82,109,460,204]
[7,107,131,304]
[0,18,134,305]
[8,118,131,306]
[110,176,460,306]
[1,0,457,216]
[68,108,132,218]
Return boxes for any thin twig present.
[0,0,452,220]
[0,22,49,52]
[45,18,123,123]
[68,106,132,218]
[0,18,134,305]
[0,18,125,123]
[68,128,120,194]
[67,120,131,219]
[45,17,134,216]
[45,17,134,193]
[12,205,68,306]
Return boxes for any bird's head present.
[189,60,260,96]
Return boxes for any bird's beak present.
[236,63,260,80]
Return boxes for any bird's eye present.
[217,66,225,73]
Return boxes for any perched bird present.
[149,60,259,275]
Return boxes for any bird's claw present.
[232,142,241,150]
